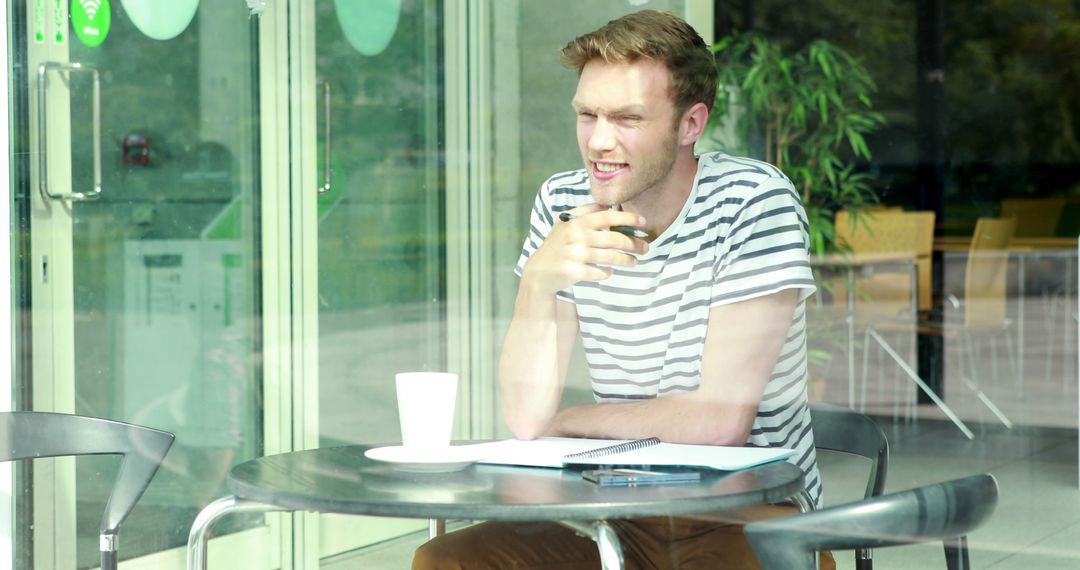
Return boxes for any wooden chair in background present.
[1000,197,1066,238]
[962,217,1017,330]
[861,217,1018,438]
[832,210,935,414]
[956,217,1020,398]
[834,209,936,314]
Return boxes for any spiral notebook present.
[465,437,795,471]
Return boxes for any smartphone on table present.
[582,468,701,486]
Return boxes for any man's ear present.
[678,102,710,146]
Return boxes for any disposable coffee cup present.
[395,372,458,448]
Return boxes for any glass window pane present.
[64,2,263,565]
[315,1,445,450]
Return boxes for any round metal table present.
[187,444,807,570]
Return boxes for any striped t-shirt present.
[514,151,822,507]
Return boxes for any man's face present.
[572,59,681,207]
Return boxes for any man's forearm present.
[498,282,570,440]
[549,392,758,446]
[548,292,797,448]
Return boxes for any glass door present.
[11,1,271,567]
[310,0,447,557]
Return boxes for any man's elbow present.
[698,406,756,446]
[506,421,543,441]
[702,427,751,447]
[502,410,553,441]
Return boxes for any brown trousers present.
[413,505,835,570]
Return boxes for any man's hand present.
[521,204,649,295]
[499,204,648,441]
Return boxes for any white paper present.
[459,437,794,471]
[461,437,635,468]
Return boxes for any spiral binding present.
[564,437,661,460]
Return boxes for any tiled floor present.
[825,416,1080,569]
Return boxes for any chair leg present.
[989,336,1000,392]
[891,335,902,422]
[855,547,873,570]
[1040,291,1060,392]
[101,534,118,570]
[961,332,987,425]
[1002,325,1019,400]
[907,331,918,422]
[944,535,971,570]
[960,331,1014,429]
[861,326,872,413]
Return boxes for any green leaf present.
[816,51,833,78]
[700,33,886,253]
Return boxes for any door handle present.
[318,78,332,195]
[36,62,102,202]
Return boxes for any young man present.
[415,10,833,569]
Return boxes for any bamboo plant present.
[702,33,887,255]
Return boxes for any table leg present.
[1065,255,1075,390]
[909,262,919,420]
[792,489,815,513]
[186,495,286,570]
[1017,254,1026,394]
[558,520,624,570]
[847,266,857,408]
[428,519,446,539]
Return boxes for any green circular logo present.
[71,0,111,48]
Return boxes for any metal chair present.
[745,473,999,570]
[0,411,175,570]
[809,402,889,570]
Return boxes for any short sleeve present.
[710,179,817,306]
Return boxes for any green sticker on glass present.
[71,0,110,47]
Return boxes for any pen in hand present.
[558,212,650,239]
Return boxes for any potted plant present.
[701,32,886,255]
[701,33,888,397]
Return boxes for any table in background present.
[186,444,808,570]
[811,252,920,405]
[935,237,1077,390]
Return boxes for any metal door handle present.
[318,78,332,195]
[36,62,102,201]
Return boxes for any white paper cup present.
[395,372,458,448]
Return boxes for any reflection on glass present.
[120,0,200,40]
[66,1,261,565]
[333,0,401,56]
[315,0,444,449]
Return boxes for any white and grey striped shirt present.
[515,151,822,506]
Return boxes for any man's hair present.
[560,10,718,114]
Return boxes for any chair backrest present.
[835,210,934,255]
[964,217,1016,328]
[0,412,175,570]
[745,473,999,570]
[836,210,921,254]
[808,402,889,499]
[834,210,936,311]
[1000,197,1066,238]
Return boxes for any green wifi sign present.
[71,0,111,47]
